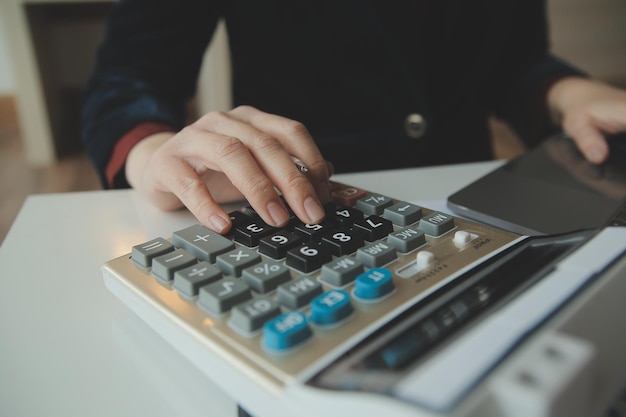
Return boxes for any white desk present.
[0,161,500,417]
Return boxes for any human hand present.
[544,134,626,200]
[125,105,332,233]
[547,77,626,164]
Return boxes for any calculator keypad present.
[119,181,521,360]
[133,190,438,348]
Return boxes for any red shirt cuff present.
[105,122,174,189]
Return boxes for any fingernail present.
[304,196,325,223]
[209,215,230,234]
[267,200,289,227]
[587,146,605,164]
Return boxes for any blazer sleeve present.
[81,0,222,188]
[486,0,587,147]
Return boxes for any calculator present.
[102,181,626,417]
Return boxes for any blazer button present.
[404,113,427,139]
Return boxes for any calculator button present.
[320,256,364,286]
[356,241,398,267]
[329,206,363,229]
[173,261,222,297]
[173,224,235,262]
[241,261,291,293]
[418,212,455,236]
[258,230,302,259]
[309,289,353,326]
[262,311,312,351]
[230,297,282,332]
[132,237,174,267]
[388,226,426,253]
[151,248,197,282]
[321,229,365,256]
[353,268,395,300]
[216,247,262,277]
[353,215,394,241]
[330,183,368,206]
[286,244,332,273]
[225,210,253,237]
[276,276,323,309]
[198,278,252,314]
[356,194,394,215]
[234,221,277,247]
[292,221,333,243]
[383,202,423,226]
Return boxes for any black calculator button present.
[353,215,394,241]
[234,221,277,247]
[258,231,302,259]
[329,206,363,229]
[285,244,332,273]
[225,210,253,237]
[293,221,333,243]
[321,229,365,256]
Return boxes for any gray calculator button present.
[383,202,423,226]
[173,261,222,297]
[355,194,394,215]
[241,261,291,293]
[356,241,397,267]
[230,297,281,332]
[198,278,252,314]
[151,248,197,282]
[419,212,455,236]
[216,247,261,277]
[388,226,426,253]
[132,237,174,267]
[276,276,323,309]
[320,256,364,286]
[172,224,234,262]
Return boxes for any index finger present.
[228,105,332,200]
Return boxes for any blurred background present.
[1,0,625,243]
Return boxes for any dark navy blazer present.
[82,0,584,187]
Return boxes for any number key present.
[234,221,277,247]
[259,231,302,259]
[321,229,365,256]
[293,221,333,243]
[286,244,332,273]
[353,215,394,241]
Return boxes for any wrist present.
[105,122,175,188]
[546,76,597,126]
[126,131,175,189]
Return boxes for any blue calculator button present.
[310,289,353,325]
[262,311,312,351]
[354,268,394,300]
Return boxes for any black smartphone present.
[447,132,626,235]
